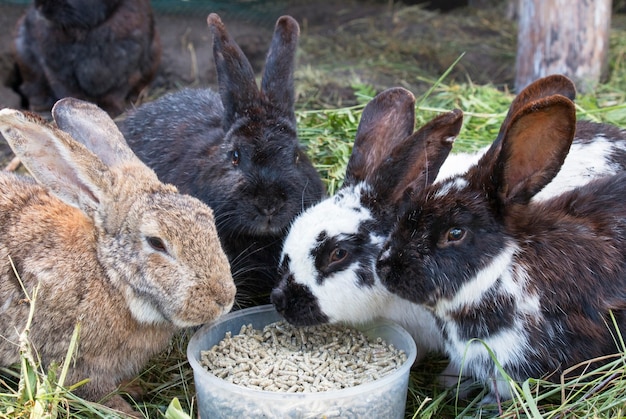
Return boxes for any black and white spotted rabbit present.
[271,87,460,361]
[272,75,626,374]
[121,14,325,308]
[377,83,626,403]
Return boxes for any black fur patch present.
[278,254,291,276]
[311,222,383,287]
[271,277,328,326]
[449,286,516,340]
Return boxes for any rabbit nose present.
[270,287,287,312]
[261,205,278,216]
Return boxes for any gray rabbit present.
[121,14,325,308]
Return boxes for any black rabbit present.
[378,88,626,403]
[121,14,325,307]
[13,0,161,116]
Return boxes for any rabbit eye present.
[231,149,240,166]
[147,236,168,253]
[446,227,465,243]
[329,247,348,263]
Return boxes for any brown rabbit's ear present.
[343,87,416,187]
[489,94,576,206]
[479,74,577,168]
[509,74,576,110]
[261,15,299,124]
[208,13,260,128]
[0,108,109,211]
[52,98,144,168]
[500,75,576,138]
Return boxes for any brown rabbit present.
[0,98,236,415]
[13,0,161,116]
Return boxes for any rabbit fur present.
[271,87,460,361]
[0,98,236,415]
[14,0,161,116]
[121,14,325,308]
[271,75,626,375]
[377,83,626,403]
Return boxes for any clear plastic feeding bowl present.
[187,305,417,419]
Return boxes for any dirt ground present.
[0,0,520,167]
[0,0,623,166]
[0,1,521,106]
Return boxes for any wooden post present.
[514,0,612,93]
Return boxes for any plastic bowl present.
[187,304,417,419]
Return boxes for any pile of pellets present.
[200,321,407,393]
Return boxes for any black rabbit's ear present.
[344,87,416,187]
[208,13,260,128]
[487,94,576,207]
[377,108,461,206]
[261,15,299,124]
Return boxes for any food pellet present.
[200,321,407,393]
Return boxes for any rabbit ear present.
[480,75,577,168]
[500,75,576,137]
[260,15,299,123]
[488,94,576,206]
[208,13,260,128]
[376,109,462,205]
[51,98,142,168]
[0,108,111,211]
[343,87,416,187]
[509,74,576,112]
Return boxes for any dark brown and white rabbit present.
[14,0,161,116]
[0,98,235,415]
[121,14,325,308]
[271,75,626,368]
[377,89,626,403]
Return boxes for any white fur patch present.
[439,243,542,399]
[384,298,445,355]
[436,148,486,182]
[444,315,531,402]
[435,243,519,316]
[284,184,395,324]
[126,289,168,325]
[434,137,625,203]
[535,137,625,201]
[282,183,373,289]
[433,177,469,198]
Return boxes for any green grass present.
[298,76,626,195]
